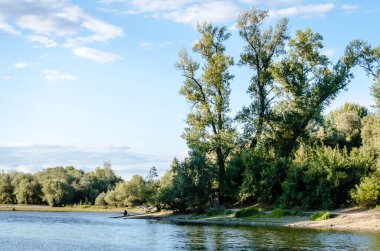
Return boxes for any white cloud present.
[239,0,302,6]
[139,41,175,50]
[2,75,11,80]
[0,20,20,35]
[43,69,77,82]
[0,1,123,52]
[0,143,170,178]
[139,41,154,50]
[27,35,57,48]
[341,4,358,13]
[163,1,241,24]
[101,0,242,24]
[73,47,121,63]
[13,61,29,68]
[268,3,335,18]
[16,15,78,36]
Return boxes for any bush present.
[94,192,107,206]
[239,148,290,204]
[280,145,374,209]
[206,208,231,216]
[156,151,215,212]
[350,171,380,208]
[268,209,289,217]
[310,211,331,221]
[235,207,261,218]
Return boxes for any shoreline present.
[0,205,142,214]
[122,207,380,233]
[2,205,380,233]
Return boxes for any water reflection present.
[176,223,380,250]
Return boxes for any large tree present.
[236,8,289,148]
[271,28,355,156]
[176,23,235,203]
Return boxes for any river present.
[0,211,379,250]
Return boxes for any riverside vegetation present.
[1,9,380,213]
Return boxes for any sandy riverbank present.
[122,207,380,233]
[2,204,379,233]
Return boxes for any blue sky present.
[0,0,378,178]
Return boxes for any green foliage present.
[361,114,380,158]
[267,208,301,217]
[271,28,354,157]
[156,152,215,212]
[105,175,147,207]
[222,154,244,203]
[234,207,261,218]
[176,23,236,203]
[41,179,74,206]
[236,8,288,147]
[350,170,380,208]
[316,103,368,149]
[206,208,231,216]
[280,145,374,209]
[371,79,380,110]
[310,211,331,221]
[0,172,14,204]
[94,192,107,206]
[239,148,290,204]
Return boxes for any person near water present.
[123,210,128,216]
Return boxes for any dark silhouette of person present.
[123,210,128,216]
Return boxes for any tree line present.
[1,9,380,211]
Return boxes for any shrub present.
[239,148,290,204]
[310,211,331,221]
[235,207,261,218]
[94,192,107,206]
[268,208,289,217]
[206,208,231,216]
[280,145,374,209]
[350,171,380,208]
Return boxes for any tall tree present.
[371,79,380,110]
[236,9,289,148]
[0,172,14,204]
[271,28,355,156]
[176,23,235,203]
[344,40,380,78]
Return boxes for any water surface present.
[0,211,379,250]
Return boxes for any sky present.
[0,0,378,179]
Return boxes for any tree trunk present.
[216,147,225,204]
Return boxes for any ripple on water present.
[0,211,379,250]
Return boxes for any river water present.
[0,211,379,250]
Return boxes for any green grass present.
[235,207,261,218]
[310,211,331,221]
[206,208,232,217]
[268,208,290,217]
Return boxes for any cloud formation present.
[0,0,123,62]
[268,3,335,18]
[101,0,242,24]
[13,61,29,69]
[0,143,170,178]
[73,47,121,63]
[43,69,77,82]
[100,1,336,24]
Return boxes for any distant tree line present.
[1,8,380,211]
[0,162,121,206]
